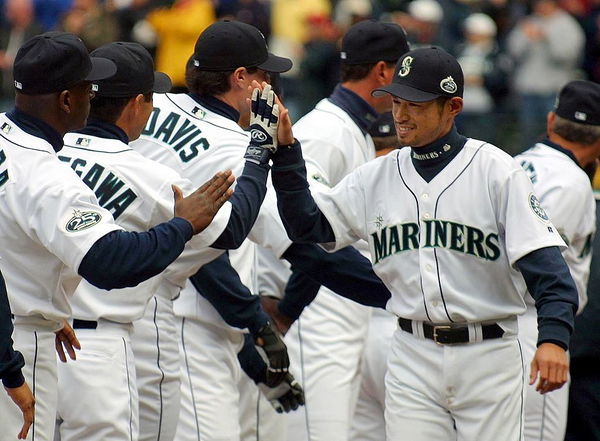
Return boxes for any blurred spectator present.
[507,0,585,148]
[60,0,119,50]
[216,0,271,39]
[581,0,600,82]
[394,0,444,48]
[435,0,473,53]
[297,14,341,115]
[334,0,373,28]
[0,0,42,109]
[33,0,72,31]
[456,12,512,143]
[269,0,331,118]
[145,0,216,90]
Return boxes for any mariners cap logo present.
[440,76,457,94]
[529,193,549,221]
[398,56,413,77]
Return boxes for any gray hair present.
[553,114,600,145]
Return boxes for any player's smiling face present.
[392,96,462,147]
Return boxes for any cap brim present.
[86,57,117,82]
[372,84,441,102]
[257,53,293,73]
[153,71,172,93]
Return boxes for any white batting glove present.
[244,84,280,165]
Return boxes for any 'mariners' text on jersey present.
[371,220,500,264]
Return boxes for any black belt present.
[72,319,98,329]
[398,318,504,345]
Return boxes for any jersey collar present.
[75,118,129,144]
[410,125,468,182]
[6,107,64,152]
[328,84,378,135]
[188,93,240,123]
[539,138,582,169]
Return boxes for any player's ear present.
[58,89,71,114]
[547,112,555,132]
[448,97,463,116]
[231,67,247,90]
[373,61,391,86]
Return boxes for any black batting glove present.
[258,373,305,414]
[253,322,289,387]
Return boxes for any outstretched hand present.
[247,80,294,146]
[173,170,235,234]
[529,342,569,394]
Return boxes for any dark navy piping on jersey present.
[76,118,130,144]
[327,84,378,135]
[151,298,165,441]
[189,94,240,123]
[539,138,582,170]
[395,149,433,323]
[6,107,64,152]
[430,140,487,322]
[164,94,245,137]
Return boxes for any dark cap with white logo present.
[90,42,172,97]
[372,46,464,102]
[13,31,116,95]
[554,80,600,126]
[340,20,409,65]
[192,20,292,73]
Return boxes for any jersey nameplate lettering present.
[371,220,500,264]
[142,108,210,162]
[59,155,138,220]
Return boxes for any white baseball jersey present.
[516,141,595,441]
[0,113,123,325]
[314,138,566,322]
[59,131,232,323]
[517,142,595,311]
[294,98,376,187]
[131,92,293,327]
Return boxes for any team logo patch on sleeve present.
[66,209,102,232]
[529,193,549,221]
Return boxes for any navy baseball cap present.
[372,46,464,102]
[90,42,172,98]
[340,20,409,65]
[554,80,600,126]
[192,20,292,73]
[13,31,116,95]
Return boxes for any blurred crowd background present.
[1,0,599,154]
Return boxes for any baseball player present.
[0,31,234,441]
[515,80,600,441]
[269,46,578,440]
[1,270,34,440]
[132,20,398,441]
[281,20,409,441]
[53,41,290,441]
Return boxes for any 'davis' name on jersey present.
[142,108,209,162]
[371,220,500,264]
[58,155,137,220]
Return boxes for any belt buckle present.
[432,325,452,345]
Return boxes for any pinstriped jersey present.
[313,138,565,323]
[516,142,595,312]
[60,131,231,322]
